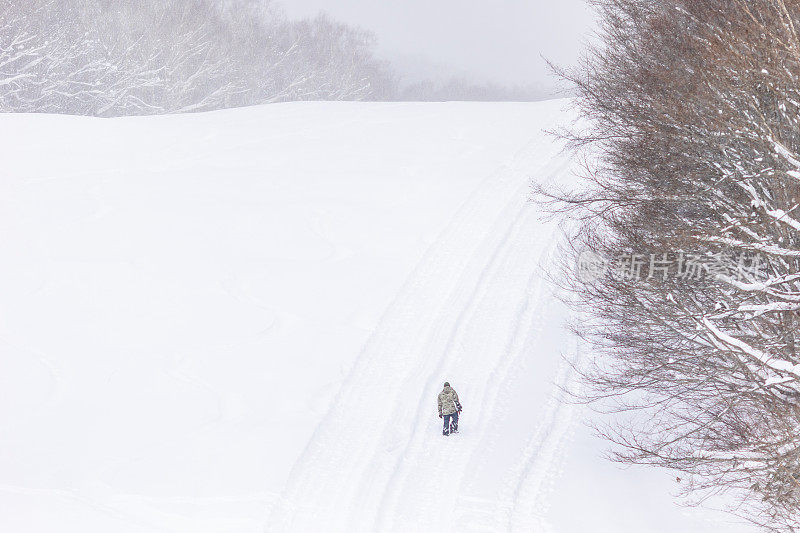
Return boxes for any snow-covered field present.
[1,101,755,532]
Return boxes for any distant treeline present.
[0,0,545,116]
[0,0,395,116]
[398,77,548,102]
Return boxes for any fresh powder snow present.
[0,100,755,532]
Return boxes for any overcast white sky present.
[282,0,596,93]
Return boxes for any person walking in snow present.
[438,382,462,436]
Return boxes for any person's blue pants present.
[443,411,459,435]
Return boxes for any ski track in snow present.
[267,106,578,532]
[504,342,583,533]
[372,158,575,533]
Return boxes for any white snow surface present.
[0,101,756,532]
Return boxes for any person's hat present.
[444,382,450,387]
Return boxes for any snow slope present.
[0,101,755,532]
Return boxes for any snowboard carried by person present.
[438,382,462,436]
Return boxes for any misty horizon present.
[283,0,597,95]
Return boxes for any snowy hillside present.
[0,101,754,532]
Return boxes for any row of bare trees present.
[0,0,395,116]
[399,76,545,102]
[551,0,800,529]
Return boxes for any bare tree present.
[287,14,395,101]
[0,1,100,113]
[0,0,396,116]
[90,0,237,115]
[549,0,800,529]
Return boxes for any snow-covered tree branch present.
[547,0,800,529]
[0,0,395,116]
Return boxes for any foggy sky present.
[282,0,596,93]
